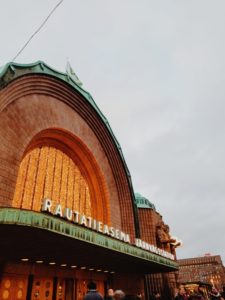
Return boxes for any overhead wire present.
[12,0,64,62]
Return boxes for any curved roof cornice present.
[0,61,107,122]
[0,61,126,173]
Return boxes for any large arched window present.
[12,146,91,216]
[12,129,110,223]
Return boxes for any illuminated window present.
[12,146,91,216]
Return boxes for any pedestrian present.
[209,287,221,300]
[84,281,104,300]
[175,286,189,300]
[136,292,142,299]
[155,292,161,299]
[189,286,205,300]
[220,287,225,300]
[105,288,114,300]
[114,289,125,300]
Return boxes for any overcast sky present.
[1,0,225,263]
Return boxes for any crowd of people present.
[174,285,225,300]
[83,281,225,300]
[83,282,141,300]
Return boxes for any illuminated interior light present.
[49,262,56,265]
[80,266,86,269]
[96,269,102,272]
[35,260,44,264]
[21,258,29,262]
[89,268,94,271]
[71,265,77,268]
[104,270,109,273]
[110,271,115,274]
[60,264,67,267]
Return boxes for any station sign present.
[41,198,174,260]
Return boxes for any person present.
[84,281,103,300]
[151,292,161,300]
[114,289,125,300]
[189,286,205,300]
[220,287,225,300]
[209,287,221,300]
[136,292,142,299]
[105,288,114,300]
[175,286,189,300]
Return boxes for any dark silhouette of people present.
[105,288,114,300]
[84,281,103,300]
[209,287,221,300]
[189,286,205,300]
[175,286,189,300]
[114,289,125,300]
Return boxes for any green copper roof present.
[0,61,105,119]
[0,61,127,165]
[0,62,118,145]
[135,193,156,210]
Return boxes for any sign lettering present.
[41,198,174,260]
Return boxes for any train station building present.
[0,61,178,300]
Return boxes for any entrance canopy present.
[0,208,177,274]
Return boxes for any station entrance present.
[0,266,106,300]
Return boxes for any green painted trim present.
[0,61,140,237]
[0,208,178,270]
[0,61,106,122]
[0,61,117,147]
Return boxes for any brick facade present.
[137,205,178,299]
[0,75,137,238]
[0,63,178,300]
[178,255,225,291]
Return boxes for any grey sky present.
[1,0,225,262]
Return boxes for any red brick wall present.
[0,75,137,238]
[138,208,162,244]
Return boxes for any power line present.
[12,0,64,62]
